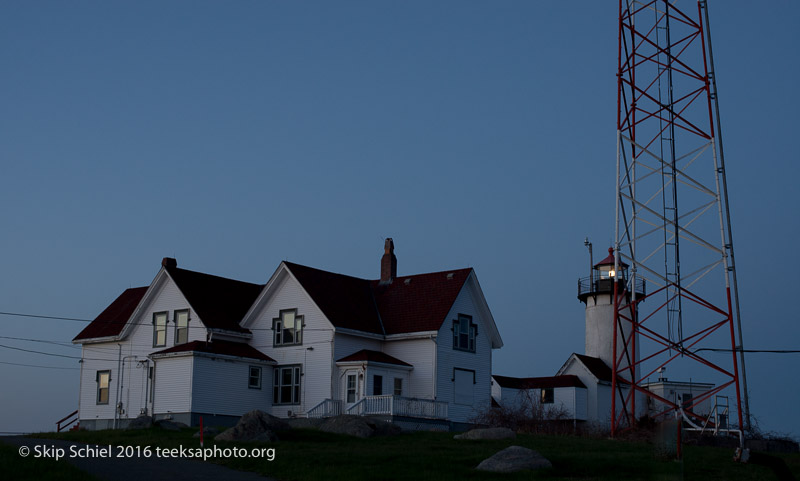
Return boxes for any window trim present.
[272,309,304,347]
[96,370,111,405]
[273,364,302,405]
[153,311,168,347]
[452,314,478,353]
[248,366,262,390]
[174,309,190,346]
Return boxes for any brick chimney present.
[162,257,177,269]
[380,238,397,284]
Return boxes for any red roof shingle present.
[336,349,412,367]
[73,287,148,341]
[150,340,274,362]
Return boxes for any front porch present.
[306,395,448,420]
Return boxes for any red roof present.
[151,340,274,362]
[285,262,471,335]
[595,247,628,268]
[73,287,148,341]
[166,265,264,334]
[493,374,586,389]
[371,269,472,334]
[336,349,412,367]
[574,354,613,382]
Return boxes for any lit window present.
[541,388,554,404]
[97,370,110,404]
[346,374,357,403]
[174,310,189,345]
[453,314,477,352]
[394,378,403,396]
[273,365,301,405]
[153,312,167,347]
[248,366,262,389]
[273,309,303,347]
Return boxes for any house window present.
[174,309,189,345]
[373,375,383,396]
[153,312,167,347]
[682,393,693,410]
[97,370,110,404]
[346,374,357,403]
[394,378,403,396]
[453,314,477,352]
[249,366,262,389]
[541,388,554,404]
[273,309,303,347]
[273,365,301,405]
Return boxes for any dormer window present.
[153,312,167,347]
[174,309,189,345]
[273,309,303,347]
[453,314,477,352]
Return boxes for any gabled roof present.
[283,262,472,335]
[493,374,586,389]
[283,262,384,334]
[336,349,412,367]
[166,265,263,334]
[150,340,274,363]
[73,287,148,341]
[573,354,613,382]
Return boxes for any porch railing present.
[306,399,343,418]
[56,409,79,432]
[346,395,448,420]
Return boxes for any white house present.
[73,239,503,430]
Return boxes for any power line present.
[0,360,79,370]
[0,310,337,331]
[0,311,93,322]
[0,335,81,349]
[694,348,800,354]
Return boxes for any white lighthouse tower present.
[577,247,642,388]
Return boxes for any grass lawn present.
[29,428,799,481]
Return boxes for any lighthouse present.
[577,247,643,379]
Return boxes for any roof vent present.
[162,257,177,269]
[447,272,454,280]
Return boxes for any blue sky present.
[1,1,798,439]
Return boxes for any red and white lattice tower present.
[612,0,748,436]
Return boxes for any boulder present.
[156,420,188,431]
[126,415,153,430]
[318,415,401,438]
[454,427,516,440]
[215,410,288,442]
[193,426,220,438]
[476,445,552,473]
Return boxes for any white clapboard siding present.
[383,339,435,399]
[436,278,493,423]
[247,270,334,417]
[78,344,123,422]
[191,357,271,415]
[78,274,209,424]
[152,356,193,415]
